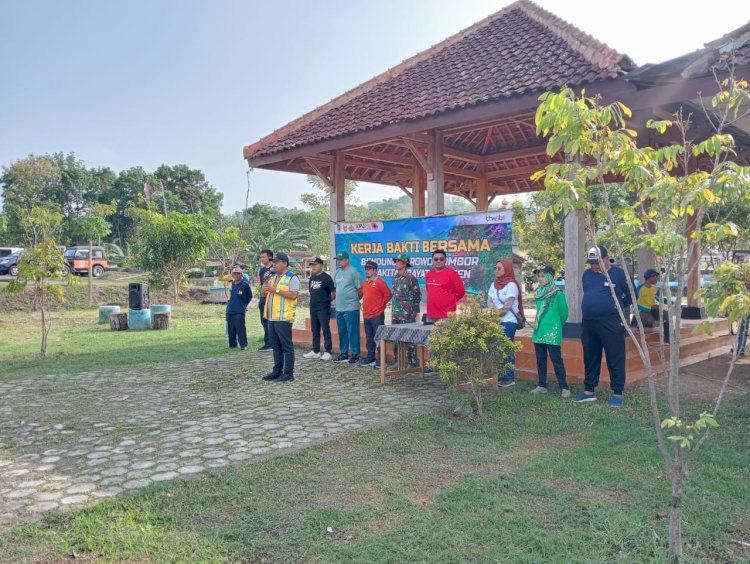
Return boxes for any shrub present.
[428,298,520,415]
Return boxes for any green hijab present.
[532,271,559,330]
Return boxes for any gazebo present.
[244,0,750,381]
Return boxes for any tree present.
[532,67,750,561]
[0,155,62,244]
[153,164,223,221]
[428,298,519,415]
[131,211,216,304]
[3,208,67,356]
[70,202,114,308]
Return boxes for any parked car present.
[0,249,22,276]
[64,246,108,277]
[0,247,23,258]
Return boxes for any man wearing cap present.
[633,268,665,328]
[425,249,466,322]
[333,251,363,364]
[390,253,421,368]
[226,266,252,350]
[303,257,336,361]
[575,245,632,407]
[261,252,300,382]
[360,260,392,367]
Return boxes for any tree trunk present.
[152,312,170,330]
[669,466,686,562]
[88,239,93,308]
[40,304,49,357]
[110,313,129,331]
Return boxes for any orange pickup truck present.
[63,246,108,277]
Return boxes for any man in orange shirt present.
[361,260,392,368]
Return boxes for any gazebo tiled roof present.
[244,0,634,161]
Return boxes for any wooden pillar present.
[427,130,445,216]
[475,174,489,212]
[329,151,346,273]
[412,165,425,217]
[563,209,586,331]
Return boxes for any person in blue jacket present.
[574,246,632,407]
[226,266,252,350]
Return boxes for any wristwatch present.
[275,288,280,294]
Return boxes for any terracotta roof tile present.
[244,0,633,161]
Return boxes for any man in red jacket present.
[361,260,392,368]
[425,249,466,323]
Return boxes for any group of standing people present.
[227,243,646,405]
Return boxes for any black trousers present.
[310,307,332,353]
[363,313,385,361]
[534,343,569,389]
[269,320,294,376]
[226,313,247,348]
[581,315,626,394]
[259,298,270,347]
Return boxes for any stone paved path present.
[0,352,448,527]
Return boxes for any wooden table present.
[375,323,435,385]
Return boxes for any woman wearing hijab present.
[530,265,570,397]
[487,259,523,387]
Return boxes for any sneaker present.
[609,395,623,408]
[320,352,333,361]
[387,362,398,371]
[258,345,273,352]
[374,360,381,369]
[303,350,321,359]
[333,354,350,362]
[348,355,360,365]
[498,380,516,388]
[561,389,571,398]
[573,392,597,403]
[360,358,376,367]
[240,346,248,351]
[275,374,294,382]
[262,373,281,381]
[530,386,548,394]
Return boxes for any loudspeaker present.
[129,282,149,310]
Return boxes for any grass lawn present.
[0,304,265,382]
[0,388,747,563]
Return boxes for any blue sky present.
[1,0,748,212]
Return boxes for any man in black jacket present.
[226,266,252,350]
[574,245,632,407]
[257,249,273,351]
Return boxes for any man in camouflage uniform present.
[390,253,421,368]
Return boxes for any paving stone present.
[177,465,204,474]
[150,471,179,482]
[28,501,59,512]
[0,351,449,526]
[122,479,151,490]
[66,483,96,495]
[60,495,89,505]
[131,461,156,470]
[17,480,45,489]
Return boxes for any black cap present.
[535,265,555,276]
[272,252,289,263]
[364,260,378,269]
[310,257,324,265]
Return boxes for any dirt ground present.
[630,352,750,401]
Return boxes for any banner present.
[334,211,513,297]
